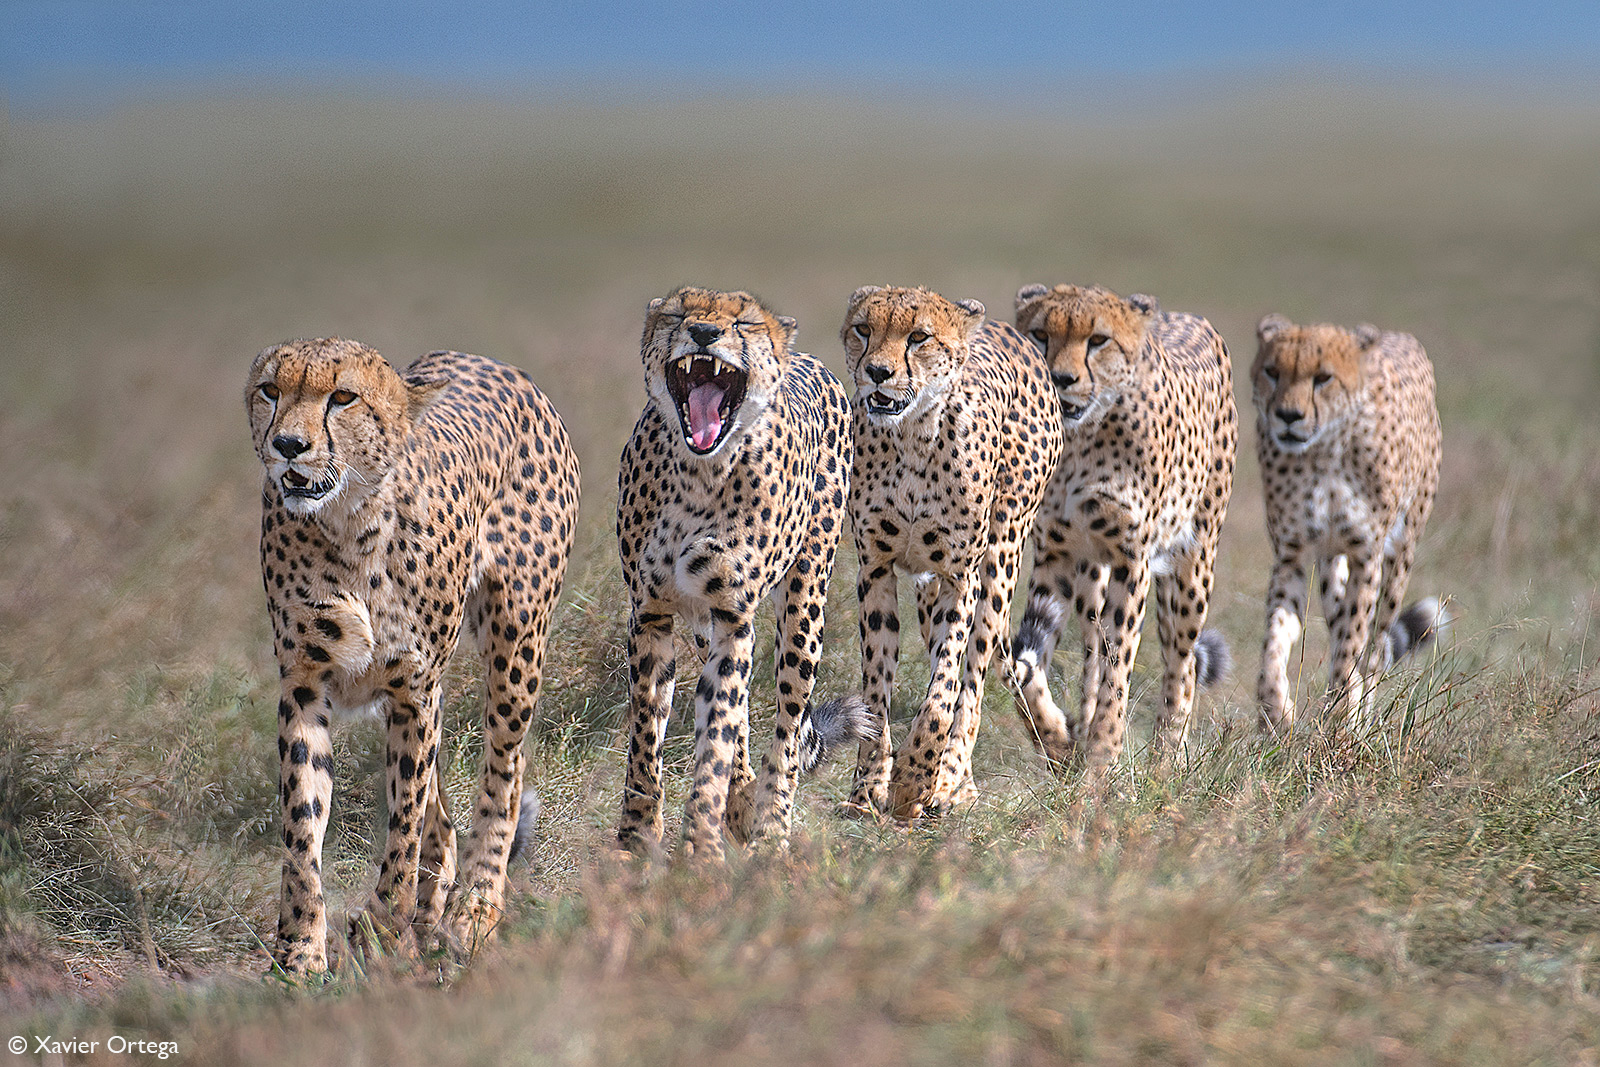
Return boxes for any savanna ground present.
[1,84,1598,1064]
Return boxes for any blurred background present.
[5,0,1597,695]
[2,0,1599,1039]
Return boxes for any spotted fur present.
[1252,314,1444,730]
[247,339,579,975]
[1009,284,1237,774]
[840,286,1065,821]
[616,287,863,860]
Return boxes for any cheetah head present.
[642,287,793,459]
[1252,314,1376,453]
[1014,284,1156,427]
[246,338,445,518]
[841,286,985,424]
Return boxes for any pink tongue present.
[687,382,726,451]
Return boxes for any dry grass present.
[2,84,1599,1062]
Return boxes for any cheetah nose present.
[864,364,893,385]
[1052,371,1078,389]
[687,322,722,347]
[273,434,311,459]
[1275,407,1305,425]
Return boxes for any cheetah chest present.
[854,433,985,578]
[635,467,808,612]
[1274,445,1388,555]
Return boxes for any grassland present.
[2,84,1598,1063]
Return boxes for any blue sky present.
[6,1,1600,109]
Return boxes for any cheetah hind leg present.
[723,714,757,845]
[413,764,457,929]
[1008,590,1077,766]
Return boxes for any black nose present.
[1275,407,1304,425]
[687,322,722,347]
[273,434,310,459]
[1052,371,1079,389]
[864,364,892,385]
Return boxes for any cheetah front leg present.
[272,672,337,975]
[360,668,447,952]
[619,609,676,854]
[743,535,838,841]
[1258,556,1309,733]
[929,532,1026,812]
[889,571,979,821]
[445,579,558,951]
[847,557,900,816]
[682,613,758,861]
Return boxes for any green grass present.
[2,84,1599,1062]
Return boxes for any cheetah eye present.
[259,383,280,401]
[329,389,358,406]
[1087,333,1110,349]
[852,324,870,343]
[1262,366,1279,382]
[1313,372,1333,387]
[907,330,929,345]
[1029,329,1048,347]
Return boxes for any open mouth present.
[666,351,748,454]
[865,391,909,417]
[281,468,339,501]
[1059,396,1090,421]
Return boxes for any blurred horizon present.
[7,1,1600,116]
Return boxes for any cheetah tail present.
[798,694,877,774]
[1011,591,1066,669]
[507,788,542,866]
[1194,627,1233,689]
[1382,597,1451,669]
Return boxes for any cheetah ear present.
[403,371,451,425]
[647,297,665,313]
[1015,284,1049,313]
[847,285,883,314]
[955,298,986,340]
[1126,293,1159,319]
[1257,313,1293,344]
[775,315,799,354]
[1352,323,1382,349]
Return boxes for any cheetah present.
[1251,314,1446,731]
[246,338,579,975]
[616,287,870,860]
[1009,284,1237,774]
[841,286,1065,821]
